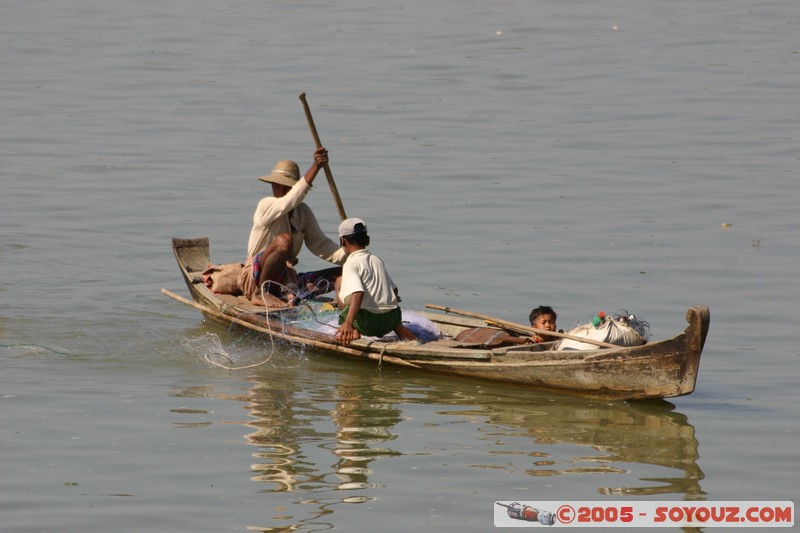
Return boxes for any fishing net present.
[256,279,442,341]
[185,277,441,370]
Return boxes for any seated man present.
[334,218,417,345]
[237,147,346,305]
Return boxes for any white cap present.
[338,217,368,238]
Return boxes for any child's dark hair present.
[342,230,370,247]
[529,305,556,324]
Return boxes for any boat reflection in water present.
[243,375,403,495]
[468,395,705,499]
[173,348,703,531]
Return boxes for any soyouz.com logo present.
[494,501,794,528]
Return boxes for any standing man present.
[238,147,347,305]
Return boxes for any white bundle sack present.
[557,317,646,351]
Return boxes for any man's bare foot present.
[335,329,361,346]
[251,292,289,308]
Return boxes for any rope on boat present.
[377,344,387,368]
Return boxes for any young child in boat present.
[528,305,558,343]
[333,218,417,346]
[453,305,559,346]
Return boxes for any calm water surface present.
[2,0,798,531]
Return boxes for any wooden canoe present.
[164,237,710,401]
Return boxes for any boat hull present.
[166,237,709,401]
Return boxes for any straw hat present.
[259,160,300,187]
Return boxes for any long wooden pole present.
[425,304,618,349]
[298,92,347,221]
